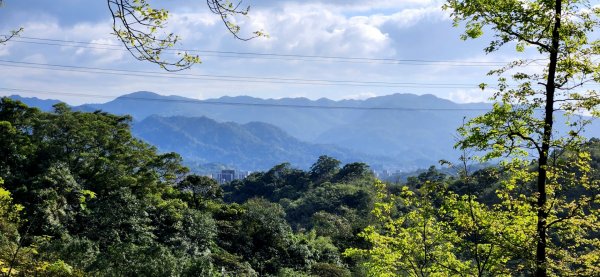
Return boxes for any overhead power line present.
[3,59,594,90]
[11,36,533,67]
[0,60,486,89]
[0,87,498,111]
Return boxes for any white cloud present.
[155,1,446,59]
[257,0,443,13]
[167,12,221,41]
[449,89,492,103]
[22,53,48,64]
[73,38,124,63]
[368,6,446,28]
[0,43,12,56]
[20,19,113,42]
[239,2,447,57]
[13,19,141,66]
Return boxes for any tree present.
[178,175,223,208]
[0,177,22,275]
[233,199,295,275]
[333,162,372,183]
[345,178,516,277]
[445,0,600,275]
[309,156,341,184]
[0,177,80,277]
[345,181,470,277]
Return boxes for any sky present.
[0,0,536,105]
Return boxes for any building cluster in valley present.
[373,169,403,180]
[207,169,412,185]
[210,169,252,184]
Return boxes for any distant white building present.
[213,169,251,184]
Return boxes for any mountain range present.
[132,115,388,170]
[8,92,600,171]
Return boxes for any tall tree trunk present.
[535,1,561,276]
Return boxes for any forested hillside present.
[0,98,357,276]
[131,115,386,170]
[1,98,598,276]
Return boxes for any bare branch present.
[0,28,24,44]
[107,0,265,71]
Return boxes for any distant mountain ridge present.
[74,91,493,168]
[7,95,62,112]
[8,92,600,171]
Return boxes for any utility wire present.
[4,59,596,89]
[10,40,381,64]
[0,60,485,89]
[9,40,447,66]
[12,36,530,67]
[0,87,498,111]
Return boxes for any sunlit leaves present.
[345,180,508,276]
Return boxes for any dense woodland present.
[0,98,598,276]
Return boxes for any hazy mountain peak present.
[118,91,193,101]
[119,91,163,98]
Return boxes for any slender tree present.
[445,0,600,275]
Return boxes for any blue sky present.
[0,0,529,105]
